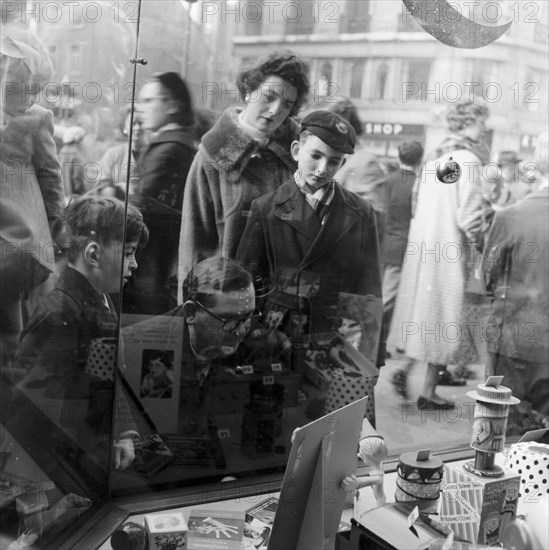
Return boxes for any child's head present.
[147,351,173,376]
[291,110,356,191]
[358,435,388,465]
[59,196,149,294]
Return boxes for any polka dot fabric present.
[85,337,117,382]
[325,370,378,425]
[505,442,549,497]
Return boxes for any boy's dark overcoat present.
[236,179,383,364]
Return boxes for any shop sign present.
[364,122,424,136]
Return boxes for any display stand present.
[269,396,368,550]
[296,433,335,550]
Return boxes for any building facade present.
[231,0,549,159]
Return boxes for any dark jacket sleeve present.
[138,141,195,211]
[481,211,510,297]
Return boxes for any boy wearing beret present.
[236,110,384,368]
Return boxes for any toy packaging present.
[145,511,187,550]
[439,464,520,545]
[187,509,245,550]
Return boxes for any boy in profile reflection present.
[14,196,149,470]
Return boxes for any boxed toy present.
[145,511,187,550]
[187,509,245,550]
[439,464,520,546]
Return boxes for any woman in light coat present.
[388,101,492,410]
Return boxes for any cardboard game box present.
[145,511,187,550]
[439,463,520,545]
[187,509,245,550]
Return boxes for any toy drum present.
[395,451,444,514]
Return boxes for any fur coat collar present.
[200,106,298,175]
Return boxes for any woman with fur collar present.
[177,51,310,301]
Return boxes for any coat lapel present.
[300,185,362,268]
[273,181,321,242]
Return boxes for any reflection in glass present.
[1,1,548,547]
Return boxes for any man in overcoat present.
[481,132,549,432]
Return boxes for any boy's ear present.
[83,241,101,267]
[182,301,197,325]
[290,140,300,162]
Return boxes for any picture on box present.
[140,349,174,398]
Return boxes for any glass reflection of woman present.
[178,51,311,297]
[1,31,65,372]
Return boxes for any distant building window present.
[285,0,315,35]
[69,44,82,74]
[470,59,493,98]
[403,59,432,101]
[341,0,370,33]
[344,59,365,99]
[244,0,263,36]
[396,10,422,32]
[317,61,334,99]
[375,63,389,100]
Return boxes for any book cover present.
[130,433,174,477]
[187,509,245,550]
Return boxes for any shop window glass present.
[1,1,547,548]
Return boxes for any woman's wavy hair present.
[446,101,490,133]
[236,51,311,117]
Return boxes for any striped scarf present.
[294,171,336,224]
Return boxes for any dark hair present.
[154,72,195,127]
[60,196,149,262]
[398,141,424,166]
[147,350,173,370]
[446,101,489,133]
[182,256,253,307]
[324,97,364,136]
[236,51,310,117]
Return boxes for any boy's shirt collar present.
[294,170,336,204]
[293,171,336,225]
